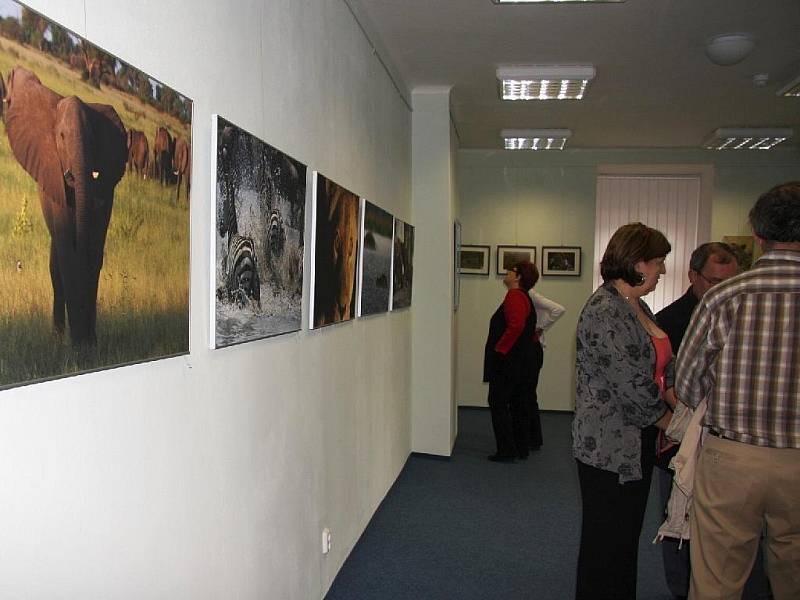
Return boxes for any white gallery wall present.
[456,148,800,412]
[0,1,412,598]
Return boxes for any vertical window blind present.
[594,175,701,313]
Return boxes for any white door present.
[594,175,702,313]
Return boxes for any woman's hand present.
[663,387,678,410]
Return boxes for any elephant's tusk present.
[92,171,100,179]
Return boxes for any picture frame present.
[459,245,490,276]
[541,246,582,276]
[721,235,762,271]
[496,246,536,276]
[453,221,462,309]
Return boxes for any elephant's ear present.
[87,103,127,188]
[4,69,67,206]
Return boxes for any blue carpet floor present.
[326,408,673,599]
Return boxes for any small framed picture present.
[722,235,762,271]
[541,246,581,276]
[459,245,491,275]
[496,246,536,276]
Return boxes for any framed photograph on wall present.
[459,245,490,276]
[212,115,306,348]
[357,199,393,317]
[722,235,762,271]
[496,246,536,276]
[454,221,462,309]
[0,0,192,389]
[542,246,582,276]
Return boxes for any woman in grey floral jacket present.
[573,223,677,600]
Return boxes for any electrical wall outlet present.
[321,528,331,554]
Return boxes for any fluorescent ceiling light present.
[777,73,800,97]
[501,129,572,150]
[497,65,595,100]
[702,128,793,150]
[492,1,625,3]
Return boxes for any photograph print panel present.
[0,0,191,389]
[541,246,581,276]
[391,219,414,310]
[497,246,536,276]
[358,199,393,317]
[212,116,306,348]
[310,173,360,329]
[459,245,490,275]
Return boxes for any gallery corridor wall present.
[456,148,800,412]
[0,1,412,598]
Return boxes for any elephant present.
[0,70,6,122]
[152,126,173,186]
[126,128,149,179]
[172,136,190,202]
[4,67,128,346]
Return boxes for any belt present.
[707,428,735,441]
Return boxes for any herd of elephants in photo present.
[0,0,414,388]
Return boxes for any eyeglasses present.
[696,271,724,286]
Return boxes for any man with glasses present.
[656,242,739,354]
[654,242,740,600]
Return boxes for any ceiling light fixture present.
[501,129,572,150]
[492,0,624,3]
[705,33,755,66]
[497,65,595,100]
[777,73,800,97]
[701,128,793,150]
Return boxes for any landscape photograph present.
[358,200,392,317]
[0,0,191,388]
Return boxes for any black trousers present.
[528,341,544,447]
[575,427,657,600]
[487,375,529,457]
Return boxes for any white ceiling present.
[347,0,800,150]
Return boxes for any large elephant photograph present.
[0,1,191,389]
[310,173,360,329]
[212,115,306,348]
[391,218,414,310]
[357,199,393,317]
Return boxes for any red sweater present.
[495,288,531,355]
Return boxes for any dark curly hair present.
[749,182,800,245]
[512,260,539,292]
[600,223,671,286]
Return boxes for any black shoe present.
[487,453,516,463]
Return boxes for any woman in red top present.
[482,261,538,462]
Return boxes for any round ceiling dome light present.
[705,33,755,66]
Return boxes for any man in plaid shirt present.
[676,182,800,600]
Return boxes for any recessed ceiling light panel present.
[492,1,625,4]
[702,128,793,150]
[501,129,572,150]
[497,65,595,100]
[777,73,800,97]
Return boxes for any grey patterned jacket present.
[572,281,673,483]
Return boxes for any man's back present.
[677,250,800,447]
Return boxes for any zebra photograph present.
[212,115,306,348]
